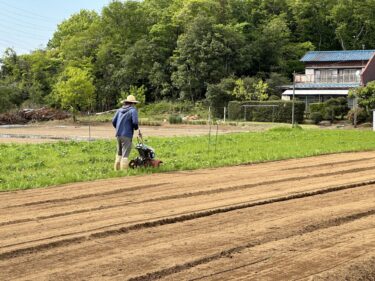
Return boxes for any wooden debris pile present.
[0,108,69,125]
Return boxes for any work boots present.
[114,155,122,171]
[120,157,129,170]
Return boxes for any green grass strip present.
[1,128,375,191]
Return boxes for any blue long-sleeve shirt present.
[112,106,139,138]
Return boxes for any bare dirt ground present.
[1,151,375,280]
[0,138,58,144]
[0,123,252,143]
[0,120,298,144]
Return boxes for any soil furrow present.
[2,165,374,228]
[281,156,375,171]
[128,210,375,281]
[1,152,375,280]
[4,182,170,208]
[1,179,374,261]
[2,163,375,227]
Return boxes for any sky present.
[0,0,111,55]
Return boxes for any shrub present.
[169,115,183,124]
[309,103,325,114]
[228,100,305,123]
[347,108,369,124]
[310,112,323,124]
[268,95,281,100]
[324,98,349,121]
[310,98,349,121]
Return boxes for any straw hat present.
[121,95,139,104]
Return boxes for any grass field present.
[1,127,375,191]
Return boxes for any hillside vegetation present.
[1,0,375,115]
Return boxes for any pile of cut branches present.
[0,108,69,125]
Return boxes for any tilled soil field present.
[1,151,375,280]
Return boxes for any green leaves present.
[1,0,375,113]
[52,66,95,119]
[351,81,375,112]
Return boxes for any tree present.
[52,67,95,121]
[233,77,269,101]
[266,72,290,97]
[330,0,375,50]
[250,15,292,73]
[289,0,337,50]
[172,16,244,101]
[206,77,236,117]
[349,81,375,113]
[120,85,147,107]
[0,84,19,113]
[48,10,100,49]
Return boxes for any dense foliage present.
[1,0,375,113]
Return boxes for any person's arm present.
[112,110,119,128]
[132,109,139,130]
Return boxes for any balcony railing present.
[295,74,361,84]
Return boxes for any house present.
[282,50,375,108]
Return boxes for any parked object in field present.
[129,133,163,169]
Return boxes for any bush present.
[169,115,183,124]
[309,103,325,114]
[309,98,349,122]
[268,95,281,100]
[310,112,323,124]
[228,100,305,123]
[347,108,369,125]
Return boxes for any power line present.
[0,26,49,41]
[0,10,56,32]
[0,0,56,22]
[0,39,33,53]
[0,3,57,24]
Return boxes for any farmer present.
[112,95,141,170]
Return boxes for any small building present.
[282,50,375,109]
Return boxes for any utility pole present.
[291,71,296,127]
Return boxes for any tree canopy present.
[1,0,375,113]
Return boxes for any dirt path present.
[0,151,375,280]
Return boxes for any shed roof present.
[282,89,349,96]
[301,50,375,62]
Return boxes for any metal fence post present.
[292,71,296,127]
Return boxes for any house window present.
[315,69,361,83]
[338,69,361,83]
[315,69,337,83]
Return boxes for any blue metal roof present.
[295,83,360,89]
[301,50,375,62]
